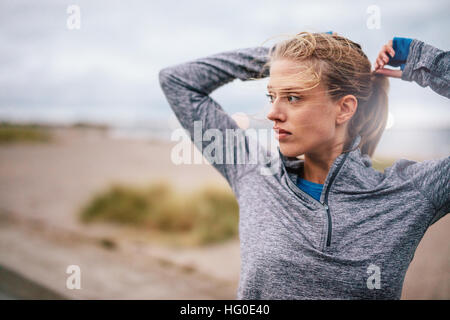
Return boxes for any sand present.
[0,126,448,299]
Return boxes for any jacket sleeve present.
[398,156,450,226]
[401,39,450,99]
[158,46,271,192]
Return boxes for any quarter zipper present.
[280,148,351,249]
[322,151,350,247]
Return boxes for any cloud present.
[0,0,448,128]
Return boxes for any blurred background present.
[0,0,448,299]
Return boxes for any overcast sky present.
[0,0,449,129]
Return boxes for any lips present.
[273,127,292,141]
[273,127,292,134]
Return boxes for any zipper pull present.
[323,203,329,210]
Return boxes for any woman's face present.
[266,59,339,158]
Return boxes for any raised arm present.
[375,38,450,225]
[158,46,271,193]
[402,39,450,98]
[375,37,450,99]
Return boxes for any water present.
[108,121,450,160]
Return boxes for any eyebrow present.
[267,85,304,91]
[266,87,307,94]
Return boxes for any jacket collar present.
[277,134,371,205]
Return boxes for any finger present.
[374,61,379,70]
[388,48,395,57]
[375,68,402,78]
[375,59,381,70]
[380,52,390,64]
[383,45,395,58]
[386,40,395,56]
[375,60,382,70]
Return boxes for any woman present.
[159,32,449,299]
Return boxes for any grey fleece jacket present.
[158,39,450,299]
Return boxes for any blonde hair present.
[258,32,389,157]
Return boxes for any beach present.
[0,125,448,299]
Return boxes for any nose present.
[266,99,287,122]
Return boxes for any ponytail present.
[346,73,390,157]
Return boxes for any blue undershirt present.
[296,177,324,202]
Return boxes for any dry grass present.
[79,180,239,246]
[0,122,52,144]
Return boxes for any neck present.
[300,139,348,185]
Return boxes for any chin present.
[279,144,303,158]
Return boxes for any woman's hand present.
[374,40,403,78]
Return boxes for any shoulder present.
[383,156,450,181]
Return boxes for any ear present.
[335,95,357,125]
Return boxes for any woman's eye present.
[266,94,301,104]
[287,96,301,103]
